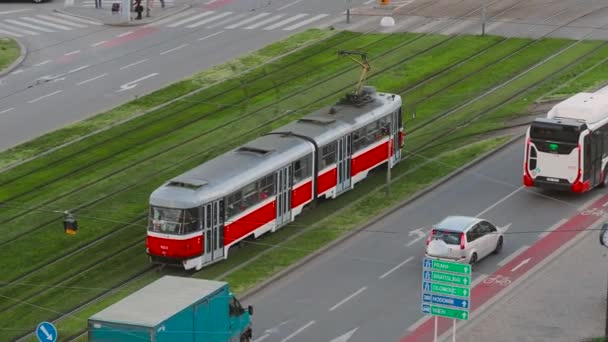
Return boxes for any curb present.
[0,38,27,78]
[241,132,525,300]
[53,4,191,27]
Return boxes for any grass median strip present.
[0,38,20,73]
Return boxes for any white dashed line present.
[329,287,367,312]
[198,31,224,40]
[538,218,567,239]
[64,50,81,56]
[117,31,133,37]
[280,321,315,342]
[28,90,62,104]
[120,59,148,70]
[160,43,189,55]
[497,245,530,267]
[379,256,414,279]
[34,60,52,67]
[91,41,107,47]
[76,73,107,85]
[0,108,15,114]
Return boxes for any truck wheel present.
[240,334,251,342]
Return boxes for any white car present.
[425,216,504,265]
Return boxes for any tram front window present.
[149,207,199,234]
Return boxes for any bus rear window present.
[530,125,579,144]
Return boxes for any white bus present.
[523,92,608,193]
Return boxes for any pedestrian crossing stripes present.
[153,10,333,32]
[80,0,175,7]
[0,13,101,38]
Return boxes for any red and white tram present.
[147,87,404,270]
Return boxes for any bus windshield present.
[530,124,579,144]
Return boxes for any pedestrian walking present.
[95,0,102,8]
[159,0,165,8]
[134,0,144,19]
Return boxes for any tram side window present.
[226,174,276,218]
[293,154,312,184]
[319,142,337,170]
[352,117,391,153]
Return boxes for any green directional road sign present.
[428,282,469,297]
[427,259,471,275]
[430,304,469,321]
[429,270,471,286]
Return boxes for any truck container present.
[88,276,253,342]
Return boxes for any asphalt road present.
[0,0,367,151]
[243,139,607,342]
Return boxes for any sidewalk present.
[56,1,191,26]
[444,229,607,342]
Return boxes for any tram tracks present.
[0,4,500,246]
[3,0,604,338]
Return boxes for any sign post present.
[421,258,471,342]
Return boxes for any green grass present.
[0,38,19,72]
[2,30,608,341]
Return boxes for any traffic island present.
[0,37,26,77]
[54,2,191,26]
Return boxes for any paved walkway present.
[443,229,607,342]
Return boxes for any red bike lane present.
[402,193,608,342]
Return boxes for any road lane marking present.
[160,44,189,55]
[225,12,271,29]
[0,9,34,15]
[379,256,414,279]
[76,73,107,85]
[510,257,530,272]
[116,73,159,92]
[406,227,427,247]
[0,22,37,35]
[64,50,81,56]
[280,321,315,342]
[283,14,329,31]
[10,69,24,75]
[244,14,284,30]
[0,28,22,37]
[538,218,567,239]
[21,17,72,30]
[277,0,303,11]
[497,245,529,267]
[186,12,232,28]
[91,40,107,47]
[578,193,603,211]
[5,19,55,32]
[0,108,15,114]
[167,11,215,27]
[252,334,270,342]
[329,287,367,311]
[28,90,62,104]
[35,14,87,28]
[147,9,196,26]
[69,65,89,73]
[52,12,103,25]
[264,14,308,30]
[207,12,247,28]
[34,60,52,67]
[198,31,224,41]
[120,59,148,70]
[475,186,523,217]
[116,30,133,37]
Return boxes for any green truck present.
[88,276,253,342]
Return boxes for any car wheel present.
[469,253,478,266]
[493,237,503,254]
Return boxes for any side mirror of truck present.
[248,305,253,315]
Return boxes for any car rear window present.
[431,229,461,245]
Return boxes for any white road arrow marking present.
[499,223,512,233]
[406,227,427,247]
[329,327,359,342]
[40,325,53,340]
[511,258,531,272]
[116,73,159,93]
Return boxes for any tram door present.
[336,135,352,195]
[275,165,292,228]
[390,109,402,165]
[203,200,224,264]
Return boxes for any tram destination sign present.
[421,258,471,321]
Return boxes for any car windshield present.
[431,229,461,245]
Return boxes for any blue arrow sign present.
[422,292,469,309]
[36,322,57,342]
[421,303,430,315]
